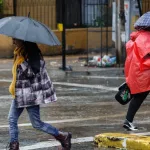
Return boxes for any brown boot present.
[8,141,19,150]
[55,131,72,150]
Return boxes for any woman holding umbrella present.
[7,38,72,150]
[123,11,150,131]
[0,16,72,150]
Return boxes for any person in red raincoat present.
[123,30,150,131]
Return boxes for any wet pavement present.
[0,56,150,149]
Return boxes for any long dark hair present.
[23,41,43,74]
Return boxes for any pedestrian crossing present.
[2,137,93,150]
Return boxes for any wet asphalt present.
[0,56,150,150]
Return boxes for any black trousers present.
[126,91,149,122]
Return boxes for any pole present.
[125,0,131,42]
[117,0,121,66]
[62,0,66,71]
[13,0,17,16]
[0,0,3,18]
[117,0,125,66]
[115,1,118,65]
[137,0,142,16]
[120,0,125,64]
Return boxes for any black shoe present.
[123,119,138,131]
[55,132,72,150]
[6,141,19,150]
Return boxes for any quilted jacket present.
[15,60,57,108]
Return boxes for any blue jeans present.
[8,100,59,142]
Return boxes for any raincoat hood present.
[130,31,140,41]
[125,31,150,94]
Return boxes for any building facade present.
[0,0,149,58]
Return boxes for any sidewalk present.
[45,55,124,73]
[94,133,150,150]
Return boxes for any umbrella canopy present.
[0,16,61,46]
[134,11,150,30]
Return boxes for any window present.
[82,0,112,27]
[56,0,82,28]
[56,0,112,28]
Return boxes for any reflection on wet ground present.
[0,57,149,149]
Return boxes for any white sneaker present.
[123,119,138,131]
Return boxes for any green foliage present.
[94,16,105,27]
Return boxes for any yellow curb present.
[94,133,150,150]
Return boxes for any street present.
[0,56,150,150]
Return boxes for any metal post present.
[117,0,121,66]
[120,0,125,64]
[115,1,119,65]
[137,0,142,16]
[117,0,125,66]
[100,0,103,66]
[13,0,17,16]
[0,0,3,18]
[106,2,109,55]
[125,0,131,42]
[62,0,66,71]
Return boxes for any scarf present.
[9,47,25,98]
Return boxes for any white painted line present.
[54,82,118,91]
[21,137,93,150]
[132,132,150,136]
[81,76,124,79]
[0,79,12,82]
[1,111,150,128]
[0,95,12,99]
[0,69,11,71]
[0,95,115,101]
[2,137,93,150]
[0,117,104,128]
[0,79,118,91]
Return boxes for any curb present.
[94,133,150,150]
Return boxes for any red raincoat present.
[125,31,150,94]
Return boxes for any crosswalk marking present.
[0,117,113,128]
[2,137,93,150]
[80,75,124,79]
[54,82,118,91]
[1,111,150,128]
[0,69,11,71]
[132,132,150,136]
[0,79,118,91]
